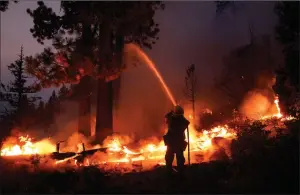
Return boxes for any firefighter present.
[163,105,190,174]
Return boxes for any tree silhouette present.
[0,1,9,12]
[26,1,164,85]
[0,1,17,12]
[0,46,40,128]
[215,1,299,115]
[214,35,276,117]
[275,1,299,89]
[184,64,197,120]
[273,2,299,101]
[25,1,164,143]
[57,84,70,100]
[273,2,299,114]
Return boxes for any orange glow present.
[0,92,295,172]
[1,136,55,156]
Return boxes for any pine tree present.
[25,1,164,143]
[1,47,38,114]
[0,46,40,128]
[36,100,44,115]
[46,90,58,110]
[58,85,70,100]
[43,90,58,129]
[274,1,299,92]
[184,64,197,120]
[273,1,299,114]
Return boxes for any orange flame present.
[0,96,295,170]
[1,136,55,156]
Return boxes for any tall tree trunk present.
[112,35,124,112]
[78,76,92,137]
[77,23,94,138]
[112,78,121,111]
[95,19,113,144]
[96,80,113,143]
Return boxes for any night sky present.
[0,1,277,101]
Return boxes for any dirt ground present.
[0,159,298,194]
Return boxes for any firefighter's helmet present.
[173,105,184,115]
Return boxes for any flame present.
[91,116,96,137]
[0,96,295,171]
[2,44,296,172]
[261,96,294,121]
[274,96,283,118]
[0,136,55,156]
[91,123,235,166]
[55,154,79,165]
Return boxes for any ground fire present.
[0,95,295,173]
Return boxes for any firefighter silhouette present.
[163,105,190,173]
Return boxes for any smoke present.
[59,132,90,153]
[51,101,79,140]
[114,45,172,140]
[240,90,272,119]
[239,75,278,120]
[48,100,102,152]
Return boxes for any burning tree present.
[184,64,197,120]
[0,46,40,129]
[25,1,165,143]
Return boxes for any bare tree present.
[184,64,197,120]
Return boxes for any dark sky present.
[0,1,278,101]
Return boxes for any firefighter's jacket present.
[164,111,190,151]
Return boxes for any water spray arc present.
[128,44,191,166]
[127,44,177,106]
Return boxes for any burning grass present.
[0,124,237,170]
[0,117,295,173]
[0,95,296,174]
[0,107,298,193]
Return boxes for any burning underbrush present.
[0,119,295,174]
[0,125,237,173]
[0,95,297,173]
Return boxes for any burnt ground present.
[0,159,298,194]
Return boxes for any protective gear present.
[164,110,190,174]
[173,105,184,116]
[165,147,185,172]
